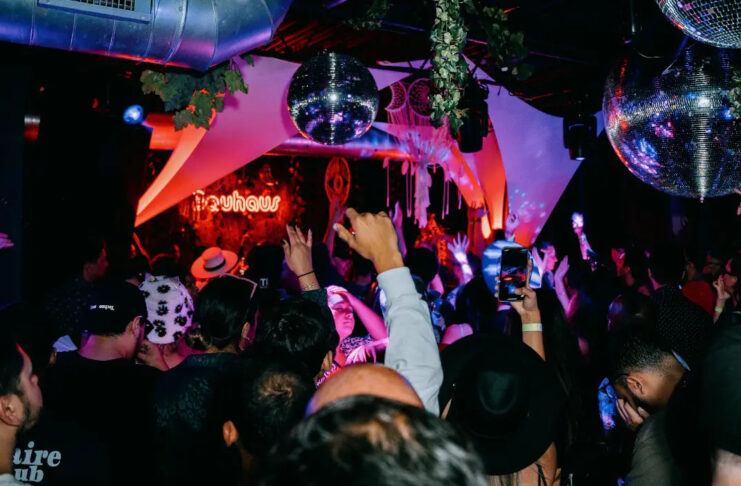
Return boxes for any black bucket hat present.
[439,333,565,476]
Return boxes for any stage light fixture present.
[123,104,145,125]
[453,79,489,153]
[563,114,596,161]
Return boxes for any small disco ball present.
[656,0,741,49]
[603,43,741,199]
[287,52,379,145]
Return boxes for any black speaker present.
[453,80,489,153]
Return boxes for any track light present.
[563,114,596,161]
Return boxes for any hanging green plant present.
[140,55,253,131]
[343,0,530,130]
[345,0,391,31]
[429,0,469,131]
[464,3,532,80]
[730,68,741,119]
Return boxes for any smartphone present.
[499,247,529,301]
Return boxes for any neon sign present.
[193,190,281,214]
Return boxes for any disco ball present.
[287,52,379,145]
[656,0,741,49]
[603,44,741,199]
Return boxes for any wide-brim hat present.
[439,333,565,476]
[191,247,238,279]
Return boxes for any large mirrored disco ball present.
[656,0,741,49]
[287,52,379,145]
[603,44,741,199]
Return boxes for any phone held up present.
[499,247,529,301]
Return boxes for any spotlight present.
[123,104,145,125]
[563,114,596,161]
[453,79,489,153]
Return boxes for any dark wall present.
[27,86,151,299]
[0,67,30,308]
[538,133,741,258]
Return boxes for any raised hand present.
[334,208,403,274]
[555,255,570,282]
[282,225,313,276]
[326,285,348,299]
[714,276,730,304]
[571,212,585,237]
[511,286,540,323]
[504,211,520,239]
[531,247,545,276]
[447,233,469,262]
[0,233,14,251]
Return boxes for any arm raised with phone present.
[334,209,443,414]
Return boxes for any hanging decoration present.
[324,157,352,229]
[141,55,253,131]
[324,157,352,205]
[655,0,741,49]
[603,43,741,199]
[345,0,530,131]
[386,79,455,228]
[287,52,379,145]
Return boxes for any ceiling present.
[258,0,686,116]
[0,0,686,119]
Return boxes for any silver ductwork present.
[0,0,293,71]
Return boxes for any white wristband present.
[522,323,543,333]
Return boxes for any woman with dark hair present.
[190,275,257,354]
[714,254,741,323]
[508,289,598,457]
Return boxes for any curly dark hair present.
[253,297,338,374]
[233,358,314,460]
[259,395,487,486]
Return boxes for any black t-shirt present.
[14,413,111,486]
[43,352,161,486]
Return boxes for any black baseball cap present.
[84,281,147,335]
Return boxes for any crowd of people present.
[0,205,740,486]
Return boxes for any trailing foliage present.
[730,68,741,119]
[464,2,532,80]
[140,55,253,131]
[430,0,469,131]
[345,0,391,31]
[347,0,530,130]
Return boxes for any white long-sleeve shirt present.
[378,267,443,415]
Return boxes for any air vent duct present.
[0,0,293,71]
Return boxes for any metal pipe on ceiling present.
[0,0,293,71]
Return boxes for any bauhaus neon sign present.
[193,190,281,214]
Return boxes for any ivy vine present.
[430,0,469,131]
[730,68,741,119]
[347,0,530,131]
[140,55,253,131]
[345,0,391,31]
[139,0,530,133]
